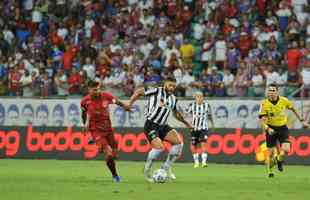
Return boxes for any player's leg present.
[101,134,120,182]
[161,128,183,173]
[144,137,165,181]
[200,131,208,167]
[201,141,208,167]
[143,121,166,181]
[265,132,277,177]
[191,131,200,168]
[276,127,290,172]
[266,147,277,177]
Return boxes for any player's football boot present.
[268,173,274,178]
[112,176,121,183]
[202,163,208,168]
[167,168,176,180]
[276,159,284,172]
[194,163,199,168]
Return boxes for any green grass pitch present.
[0,159,309,200]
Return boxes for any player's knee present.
[103,147,113,157]
[281,142,290,152]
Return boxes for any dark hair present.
[36,104,49,116]
[22,104,34,114]
[268,83,278,90]
[215,106,228,118]
[165,77,176,83]
[237,105,249,118]
[87,80,99,88]
[53,104,64,115]
[68,104,79,113]
[8,104,19,115]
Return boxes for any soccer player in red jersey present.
[80,80,131,182]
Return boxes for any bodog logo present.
[0,126,310,158]
[0,126,177,158]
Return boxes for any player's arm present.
[113,98,131,112]
[173,110,193,130]
[288,106,310,128]
[80,99,88,126]
[81,108,87,125]
[259,115,274,135]
[129,86,158,107]
[208,105,215,129]
[128,87,145,107]
[80,105,89,134]
[258,102,274,134]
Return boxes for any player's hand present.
[302,121,310,129]
[266,127,274,135]
[123,103,132,112]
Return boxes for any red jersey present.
[80,92,115,133]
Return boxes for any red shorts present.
[90,130,117,150]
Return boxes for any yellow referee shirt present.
[258,96,294,127]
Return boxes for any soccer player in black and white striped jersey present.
[128,77,193,182]
[186,91,214,168]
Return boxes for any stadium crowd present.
[0,0,309,98]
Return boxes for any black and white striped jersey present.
[144,86,177,125]
[186,101,212,131]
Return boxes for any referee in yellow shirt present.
[258,84,309,178]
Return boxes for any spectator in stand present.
[201,34,214,69]
[0,0,308,98]
[286,41,302,72]
[19,69,33,97]
[214,34,227,70]
[250,67,265,97]
[223,68,235,97]
[68,67,81,95]
[180,38,195,65]
[301,59,310,97]
[54,69,68,96]
[8,66,21,96]
[226,42,241,75]
[234,67,249,97]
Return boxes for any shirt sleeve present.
[102,92,115,104]
[285,98,294,109]
[144,86,158,96]
[258,102,268,118]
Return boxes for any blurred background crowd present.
[0,0,309,98]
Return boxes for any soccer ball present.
[152,169,168,183]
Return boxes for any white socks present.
[193,153,199,164]
[201,153,208,164]
[162,144,183,170]
[193,152,208,164]
[145,148,163,170]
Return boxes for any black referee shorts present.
[191,129,208,146]
[144,120,173,142]
[266,125,290,148]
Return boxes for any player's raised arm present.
[129,86,158,107]
[128,87,145,107]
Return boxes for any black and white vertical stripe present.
[144,87,177,125]
[187,102,211,131]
